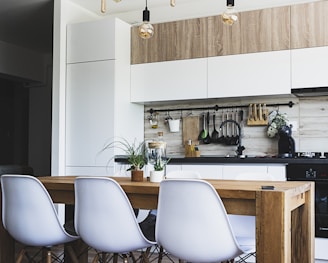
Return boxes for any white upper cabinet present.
[208,50,291,98]
[67,18,118,63]
[131,58,208,103]
[291,46,328,89]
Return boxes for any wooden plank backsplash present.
[144,95,328,157]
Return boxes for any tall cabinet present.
[66,17,144,175]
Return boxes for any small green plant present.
[153,158,170,171]
[102,137,147,171]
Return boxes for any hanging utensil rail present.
[147,101,294,114]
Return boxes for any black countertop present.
[115,155,328,165]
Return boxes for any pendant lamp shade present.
[138,1,154,39]
[222,0,238,26]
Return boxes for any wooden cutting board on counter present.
[182,115,200,145]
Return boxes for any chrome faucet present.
[219,119,245,157]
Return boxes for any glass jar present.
[147,141,166,165]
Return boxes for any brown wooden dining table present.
[0,176,314,263]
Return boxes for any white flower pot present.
[150,170,165,183]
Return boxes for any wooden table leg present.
[256,190,288,263]
[290,184,315,263]
[256,186,314,263]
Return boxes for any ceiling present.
[0,0,320,55]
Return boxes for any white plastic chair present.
[74,177,156,263]
[165,170,201,179]
[0,174,79,263]
[155,170,202,262]
[155,179,254,263]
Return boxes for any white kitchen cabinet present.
[222,165,268,180]
[66,18,144,175]
[222,164,286,181]
[67,18,118,63]
[291,46,328,89]
[181,164,223,179]
[267,165,287,181]
[131,58,208,103]
[66,61,115,168]
[166,164,223,179]
[208,50,291,98]
[165,164,182,174]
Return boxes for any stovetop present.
[295,152,328,159]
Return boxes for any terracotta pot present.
[131,170,144,182]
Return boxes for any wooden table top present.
[37,175,314,263]
[39,175,312,193]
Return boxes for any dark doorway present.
[0,79,29,165]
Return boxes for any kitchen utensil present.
[211,113,219,143]
[247,103,269,126]
[248,104,253,122]
[225,111,231,145]
[259,104,263,121]
[203,112,211,144]
[229,111,235,145]
[164,111,173,123]
[182,115,200,145]
[198,113,208,141]
[233,110,240,146]
[218,111,225,144]
[262,104,268,121]
[239,109,244,138]
[253,104,258,121]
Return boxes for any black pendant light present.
[222,0,238,26]
[138,0,154,39]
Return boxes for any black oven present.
[287,162,328,238]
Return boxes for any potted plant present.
[267,111,289,138]
[150,157,170,183]
[102,138,147,182]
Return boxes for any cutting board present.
[182,115,200,145]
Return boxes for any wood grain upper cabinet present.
[291,1,328,49]
[131,6,290,64]
[131,58,207,103]
[207,6,290,57]
[131,18,208,64]
[208,50,291,98]
[291,46,328,89]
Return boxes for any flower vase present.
[150,170,165,183]
[131,170,144,182]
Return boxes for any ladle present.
[198,113,208,141]
[211,113,219,143]
[203,112,211,144]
